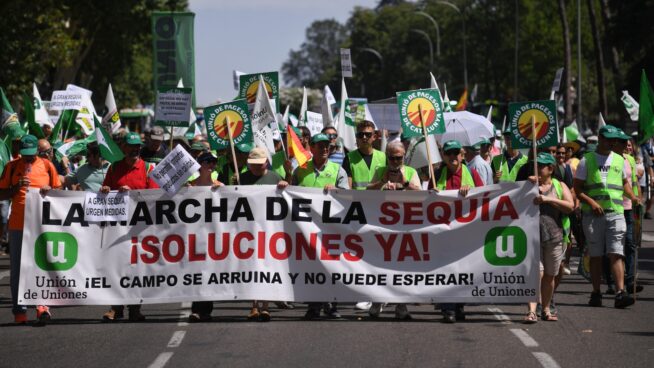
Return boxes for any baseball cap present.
[150,126,165,141]
[190,142,206,151]
[124,132,143,145]
[311,133,330,144]
[442,140,462,153]
[247,147,268,164]
[19,134,38,155]
[235,142,254,153]
[196,151,217,164]
[598,125,622,139]
[536,152,556,165]
[615,129,631,141]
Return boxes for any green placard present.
[238,72,279,111]
[204,99,253,150]
[396,89,445,138]
[509,100,558,149]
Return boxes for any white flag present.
[335,78,357,152]
[298,87,308,126]
[561,125,568,143]
[442,83,453,112]
[486,105,493,122]
[405,135,442,169]
[322,85,336,127]
[66,84,96,135]
[280,105,290,130]
[103,84,122,134]
[621,90,639,122]
[33,83,52,128]
[598,112,607,129]
[430,72,444,103]
[251,75,277,131]
[253,125,275,162]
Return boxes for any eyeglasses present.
[388,156,404,161]
[445,150,460,156]
[327,133,338,140]
[38,148,52,156]
[356,132,373,139]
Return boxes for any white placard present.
[148,145,200,194]
[49,91,84,111]
[154,88,192,127]
[83,192,130,222]
[306,111,324,136]
[340,48,353,78]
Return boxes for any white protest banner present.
[83,192,129,222]
[305,111,324,137]
[340,48,353,78]
[49,91,84,111]
[19,182,539,306]
[155,88,193,127]
[148,145,200,194]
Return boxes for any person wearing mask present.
[0,134,61,324]
[100,132,159,322]
[524,153,574,323]
[491,129,528,183]
[573,125,638,309]
[431,140,484,323]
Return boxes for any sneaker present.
[368,303,383,318]
[588,291,602,307]
[627,284,644,294]
[128,306,146,322]
[562,266,571,275]
[247,308,260,321]
[394,304,412,320]
[14,313,28,324]
[355,302,372,311]
[259,310,271,322]
[442,312,456,323]
[614,291,635,309]
[35,306,51,326]
[102,308,124,322]
[189,313,212,323]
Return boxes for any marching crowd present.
[0,118,646,325]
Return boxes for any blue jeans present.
[624,210,636,288]
[9,230,26,315]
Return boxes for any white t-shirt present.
[574,152,629,184]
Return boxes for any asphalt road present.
[1,225,653,368]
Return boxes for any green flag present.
[638,70,654,144]
[94,115,124,163]
[50,110,77,144]
[0,138,11,177]
[1,87,25,141]
[23,92,45,139]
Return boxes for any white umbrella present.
[437,111,495,146]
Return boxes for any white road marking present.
[487,307,512,323]
[510,328,539,347]
[167,331,186,348]
[178,302,191,326]
[147,352,173,368]
[532,352,561,368]
[0,270,9,281]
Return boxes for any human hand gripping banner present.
[19,183,539,305]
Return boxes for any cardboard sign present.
[83,192,129,222]
[509,100,558,149]
[396,89,445,138]
[148,145,200,194]
[306,111,324,136]
[50,91,84,111]
[155,88,193,127]
[340,48,353,78]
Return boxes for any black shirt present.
[341,150,373,177]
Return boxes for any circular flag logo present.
[407,97,436,128]
[245,81,273,104]
[517,109,549,141]
[213,110,244,139]
[508,100,558,148]
[204,100,253,150]
[396,89,445,139]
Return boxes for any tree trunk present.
[558,0,573,124]
[587,0,608,122]
[599,0,626,121]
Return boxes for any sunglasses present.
[356,132,373,139]
[445,150,460,156]
[327,133,338,140]
[388,156,404,161]
[38,148,53,156]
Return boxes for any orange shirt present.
[0,157,61,230]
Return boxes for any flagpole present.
[418,104,437,190]
[225,115,240,185]
[531,114,539,186]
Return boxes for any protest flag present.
[287,125,310,167]
[638,70,654,144]
[298,87,308,126]
[455,88,468,111]
[322,85,336,127]
[335,78,357,151]
[252,75,277,160]
[598,112,607,129]
[621,90,639,122]
[103,84,122,134]
[281,105,290,130]
[561,125,568,143]
[22,92,45,139]
[442,84,453,112]
[33,84,52,128]
[430,72,444,102]
[0,137,10,176]
[94,115,124,163]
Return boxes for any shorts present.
[582,212,625,257]
[539,241,563,277]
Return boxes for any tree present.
[587,0,608,118]
[558,0,574,124]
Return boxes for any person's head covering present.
[598,125,622,139]
[19,134,38,155]
[149,126,165,141]
[190,142,206,152]
[442,140,462,154]
[536,152,556,165]
[124,132,143,145]
[235,142,254,153]
[247,147,268,164]
[196,151,218,164]
[310,133,330,144]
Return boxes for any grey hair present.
[386,141,405,154]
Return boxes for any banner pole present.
[225,115,240,185]
[418,104,437,190]
[531,114,539,186]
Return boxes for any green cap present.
[598,124,622,139]
[190,142,206,151]
[124,132,143,145]
[311,133,330,144]
[467,137,490,150]
[3,122,26,141]
[615,129,631,141]
[586,143,597,152]
[235,142,254,153]
[442,140,462,153]
[536,152,556,165]
[19,134,38,155]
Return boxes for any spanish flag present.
[287,126,311,167]
[455,88,468,111]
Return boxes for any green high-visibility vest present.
[581,152,625,214]
[271,151,286,178]
[551,178,571,243]
[297,160,340,188]
[625,153,639,197]
[348,149,386,190]
[491,153,528,182]
[436,164,475,190]
[376,165,418,186]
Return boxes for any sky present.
[189,0,378,107]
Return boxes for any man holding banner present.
[573,125,638,309]
[492,130,528,183]
[342,121,386,190]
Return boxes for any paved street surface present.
[1,222,653,368]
